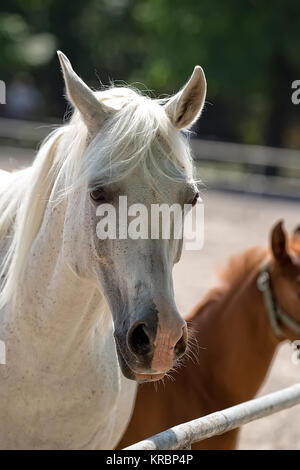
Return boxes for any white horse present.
[0,52,206,449]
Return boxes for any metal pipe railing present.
[124,383,300,450]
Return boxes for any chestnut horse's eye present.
[90,189,105,202]
[191,192,199,207]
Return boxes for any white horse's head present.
[56,52,206,382]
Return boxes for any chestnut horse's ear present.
[165,66,207,129]
[294,224,300,234]
[271,220,291,265]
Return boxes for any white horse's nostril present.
[128,322,152,357]
[174,329,187,358]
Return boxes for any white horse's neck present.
[0,169,136,450]
[9,191,111,360]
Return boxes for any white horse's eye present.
[90,189,105,202]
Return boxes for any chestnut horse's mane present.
[187,230,300,324]
[217,246,267,287]
[217,229,300,288]
[186,246,268,324]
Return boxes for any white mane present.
[0,86,196,308]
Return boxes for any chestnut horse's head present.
[267,220,300,341]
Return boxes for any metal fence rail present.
[192,138,300,199]
[124,383,300,450]
[0,117,57,144]
[0,117,300,197]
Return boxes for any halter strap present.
[257,262,300,340]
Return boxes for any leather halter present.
[257,262,300,340]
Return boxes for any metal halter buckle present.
[257,270,270,292]
[257,262,300,340]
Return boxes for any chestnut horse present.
[119,221,300,449]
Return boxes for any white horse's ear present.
[165,66,206,129]
[57,51,113,134]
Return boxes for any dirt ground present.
[173,189,300,449]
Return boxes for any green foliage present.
[0,0,300,147]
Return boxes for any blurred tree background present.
[0,0,300,148]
